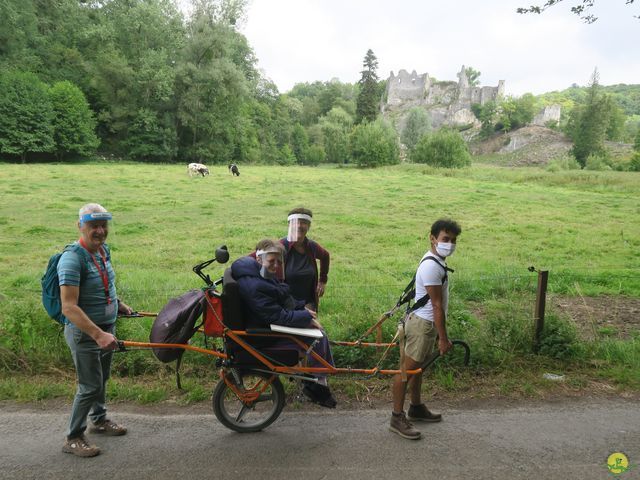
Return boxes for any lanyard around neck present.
[78,238,112,304]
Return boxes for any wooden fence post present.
[533,270,549,353]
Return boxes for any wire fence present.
[5,266,639,302]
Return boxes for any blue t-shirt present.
[57,243,118,326]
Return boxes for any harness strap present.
[406,256,453,314]
[398,319,408,382]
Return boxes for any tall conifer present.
[356,49,380,124]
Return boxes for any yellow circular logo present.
[607,452,629,475]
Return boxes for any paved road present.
[0,397,638,480]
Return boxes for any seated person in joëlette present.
[230,239,337,408]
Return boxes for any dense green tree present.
[356,49,380,124]
[350,119,399,167]
[278,144,296,165]
[175,0,253,162]
[291,124,309,164]
[124,108,177,161]
[568,69,620,166]
[0,71,54,162]
[302,144,325,166]
[411,129,471,168]
[85,0,184,156]
[289,80,357,126]
[320,107,353,163]
[472,101,498,138]
[49,81,100,160]
[605,96,626,141]
[496,94,537,132]
[401,107,431,152]
[0,0,40,72]
[318,80,343,116]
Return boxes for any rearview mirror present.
[215,245,229,264]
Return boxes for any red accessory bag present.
[203,289,225,336]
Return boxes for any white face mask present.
[435,242,456,258]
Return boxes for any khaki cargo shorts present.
[398,312,437,364]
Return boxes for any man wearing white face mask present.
[389,218,461,440]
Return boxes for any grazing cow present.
[188,162,209,177]
[228,163,240,176]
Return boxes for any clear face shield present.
[287,214,312,243]
[78,211,113,247]
[256,247,283,279]
[79,211,113,226]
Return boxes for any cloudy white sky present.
[231,0,639,96]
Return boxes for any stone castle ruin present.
[383,65,504,130]
[382,65,560,132]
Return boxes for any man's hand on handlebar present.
[438,337,453,356]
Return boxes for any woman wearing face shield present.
[280,207,330,311]
[232,240,337,408]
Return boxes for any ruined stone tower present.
[383,65,505,130]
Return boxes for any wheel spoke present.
[235,404,252,423]
[213,371,285,433]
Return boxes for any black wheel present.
[212,370,285,433]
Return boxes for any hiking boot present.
[389,412,421,440]
[89,419,127,436]
[407,403,442,423]
[62,435,100,457]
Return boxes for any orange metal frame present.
[122,327,422,377]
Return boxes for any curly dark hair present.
[430,218,462,237]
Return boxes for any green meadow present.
[1,162,639,401]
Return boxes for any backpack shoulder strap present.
[101,243,111,261]
[64,243,91,281]
[421,256,454,283]
[407,256,454,313]
[396,255,432,308]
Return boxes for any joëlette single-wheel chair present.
[118,246,470,433]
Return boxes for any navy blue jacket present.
[231,257,312,329]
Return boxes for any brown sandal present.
[89,419,127,436]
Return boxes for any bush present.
[537,315,582,360]
[49,81,100,160]
[401,107,431,152]
[302,144,325,166]
[410,129,471,168]
[629,152,640,172]
[350,119,399,167]
[584,153,611,171]
[546,154,581,172]
[0,71,54,162]
[277,144,296,165]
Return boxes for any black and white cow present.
[188,163,209,177]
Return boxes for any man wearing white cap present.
[58,203,133,457]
